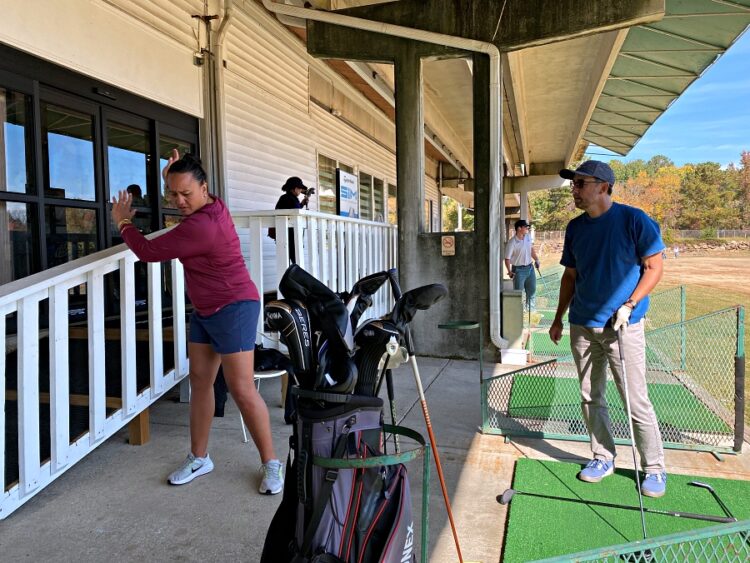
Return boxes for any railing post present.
[248,217,265,343]
[735,306,745,452]
[0,304,8,496]
[148,262,164,395]
[276,215,290,290]
[87,269,106,442]
[18,293,42,494]
[171,259,187,380]
[308,215,320,278]
[680,285,687,370]
[49,284,70,468]
[293,214,305,270]
[120,256,138,416]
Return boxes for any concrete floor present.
[0,357,748,562]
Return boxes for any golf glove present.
[613,304,632,332]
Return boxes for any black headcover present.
[390,283,448,333]
[342,271,389,329]
[279,265,354,353]
[353,319,400,396]
[264,299,314,386]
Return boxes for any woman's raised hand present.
[111,190,136,225]
[162,148,180,183]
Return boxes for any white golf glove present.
[613,304,633,332]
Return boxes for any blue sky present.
[585,28,750,168]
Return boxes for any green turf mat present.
[507,375,731,433]
[502,459,750,562]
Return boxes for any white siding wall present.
[1,0,203,116]
[425,172,441,232]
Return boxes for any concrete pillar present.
[394,43,424,291]
[520,186,530,221]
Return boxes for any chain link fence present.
[488,305,745,453]
[532,519,750,562]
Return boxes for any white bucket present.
[502,348,529,365]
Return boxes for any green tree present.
[529,187,578,230]
[678,162,739,229]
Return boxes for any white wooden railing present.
[0,234,189,519]
[0,211,396,519]
[231,209,399,345]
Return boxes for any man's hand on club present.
[613,303,633,332]
[534,259,541,270]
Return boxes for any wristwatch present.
[625,298,638,309]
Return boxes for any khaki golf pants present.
[570,319,665,473]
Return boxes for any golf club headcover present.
[353,319,401,396]
[314,339,358,394]
[279,265,355,352]
[390,283,448,332]
[264,299,314,386]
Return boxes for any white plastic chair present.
[240,369,288,443]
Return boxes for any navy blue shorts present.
[189,300,259,354]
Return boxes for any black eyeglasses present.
[569,179,602,189]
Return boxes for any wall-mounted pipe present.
[210,0,233,201]
[260,0,507,349]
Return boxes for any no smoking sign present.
[441,235,456,256]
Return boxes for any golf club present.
[388,272,464,563]
[688,481,736,521]
[496,489,734,523]
[616,325,648,540]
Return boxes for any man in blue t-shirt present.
[549,160,667,498]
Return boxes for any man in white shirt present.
[504,219,540,310]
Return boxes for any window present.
[373,177,384,222]
[359,172,373,220]
[317,154,337,214]
[1,89,34,194]
[0,201,38,284]
[387,183,397,225]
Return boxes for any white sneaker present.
[259,459,284,495]
[167,453,214,485]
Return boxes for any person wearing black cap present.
[273,176,311,263]
[549,160,667,497]
[504,219,540,311]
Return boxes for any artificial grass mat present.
[508,375,730,434]
[502,458,750,562]
[528,332,570,355]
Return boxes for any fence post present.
[681,285,687,370]
[735,306,745,452]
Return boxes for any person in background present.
[504,219,540,311]
[549,160,667,497]
[111,150,284,495]
[274,176,310,263]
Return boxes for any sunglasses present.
[569,179,602,189]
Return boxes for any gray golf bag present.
[261,266,417,563]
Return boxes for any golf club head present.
[496,489,516,505]
[353,319,400,396]
[688,481,713,491]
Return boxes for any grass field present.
[538,250,750,430]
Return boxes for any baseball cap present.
[282,176,309,193]
[514,219,531,230]
[559,160,615,186]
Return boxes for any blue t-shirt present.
[560,202,665,327]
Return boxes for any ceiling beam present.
[564,28,628,167]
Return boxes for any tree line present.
[529,152,750,240]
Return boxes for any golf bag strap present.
[299,426,352,557]
[293,387,353,403]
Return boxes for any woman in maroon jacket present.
[111,150,283,495]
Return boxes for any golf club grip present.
[672,512,735,523]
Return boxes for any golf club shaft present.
[410,355,464,562]
[618,327,648,540]
[385,368,400,453]
[502,490,734,523]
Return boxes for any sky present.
[584,28,750,168]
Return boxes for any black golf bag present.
[261,266,418,563]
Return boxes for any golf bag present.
[262,266,417,563]
[261,394,416,563]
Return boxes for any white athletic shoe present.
[167,453,214,485]
[259,459,284,495]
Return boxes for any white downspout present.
[212,0,233,201]
[260,0,507,349]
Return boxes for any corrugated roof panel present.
[584,0,750,156]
